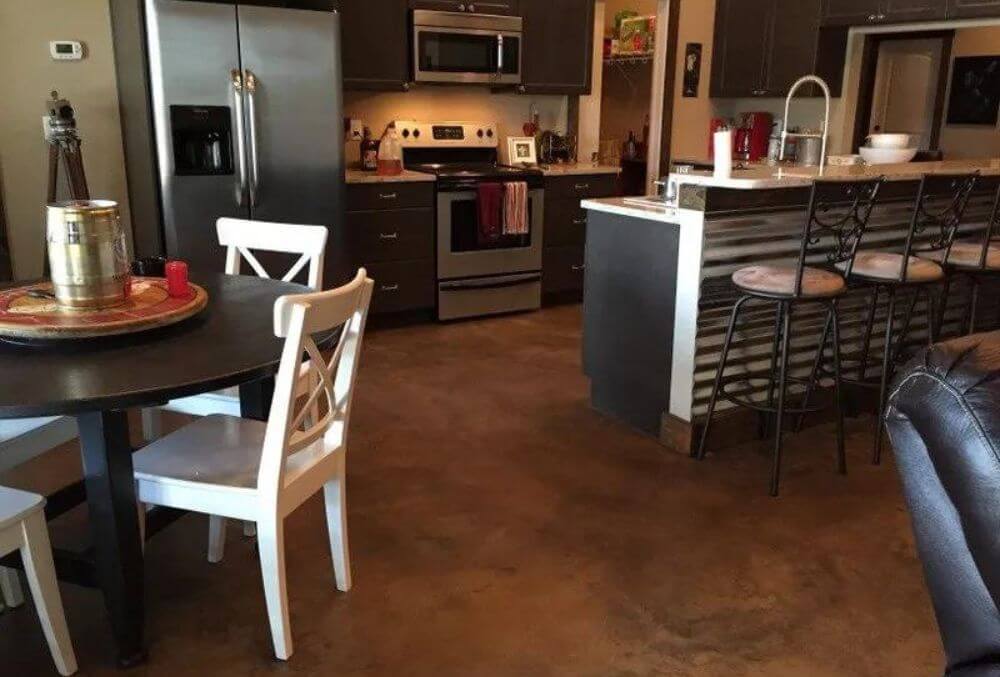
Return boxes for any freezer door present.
[146,0,249,273]
[236,5,345,286]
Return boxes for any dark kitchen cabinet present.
[947,0,1000,17]
[712,0,844,98]
[822,0,949,24]
[542,172,619,304]
[409,0,521,15]
[345,181,436,315]
[518,0,595,95]
[340,0,411,91]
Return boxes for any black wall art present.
[683,43,702,98]
[946,55,1000,126]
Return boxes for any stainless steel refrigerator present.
[111,0,345,282]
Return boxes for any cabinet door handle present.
[378,232,399,240]
[574,183,590,191]
[380,283,400,292]
[572,218,587,225]
[378,192,397,200]
[571,264,585,272]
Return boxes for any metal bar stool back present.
[695,177,885,496]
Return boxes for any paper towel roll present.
[713,129,733,179]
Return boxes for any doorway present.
[852,31,954,153]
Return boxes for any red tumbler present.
[165,260,190,298]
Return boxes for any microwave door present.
[414,27,521,84]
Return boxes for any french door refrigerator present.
[111,0,345,282]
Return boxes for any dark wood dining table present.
[0,273,311,667]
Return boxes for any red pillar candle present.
[165,260,190,298]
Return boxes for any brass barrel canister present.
[46,200,131,308]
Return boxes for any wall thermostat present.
[50,41,84,61]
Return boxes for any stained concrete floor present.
[0,305,942,676]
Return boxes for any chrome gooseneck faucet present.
[779,75,831,171]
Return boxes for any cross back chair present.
[133,269,374,660]
[696,177,885,496]
[141,217,329,558]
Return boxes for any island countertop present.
[669,158,1000,190]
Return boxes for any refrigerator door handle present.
[245,69,261,208]
[230,69,248,207]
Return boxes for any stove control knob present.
[477,129,484,138]
[402,128,411,138]
[486,129,494,138]
[413,129,421,138]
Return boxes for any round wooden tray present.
[0,278,208,340]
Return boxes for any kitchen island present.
[581,159,1000,453]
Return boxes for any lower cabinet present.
[345,182,436,316]
[541,173,620,304]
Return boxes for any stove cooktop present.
[408,162,543,182]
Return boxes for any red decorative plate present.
[0,278,208,340]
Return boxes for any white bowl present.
[859,146,918,165]
[867,133,912,149]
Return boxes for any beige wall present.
[670,0,716,160]
[939,26,1000,160]
[0,0,130,280]
[343,89,569,165]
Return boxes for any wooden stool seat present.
[732,264,846,298]
[843,251,944,283]
[923,241,1000,271]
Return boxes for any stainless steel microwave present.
[412,10,522,85]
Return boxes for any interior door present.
[236,5,345,284]
[869,38,943,149]
[146,0,246,273]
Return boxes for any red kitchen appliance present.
[742,112,773,162]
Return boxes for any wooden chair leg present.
[207,516,226,564]
[695,296,750,460]
[140,408,162,442]
[21,511,78,676]
[257,517,292,660]
[323,457,352,592]
[770,302,793,497]
[0,566,24,608]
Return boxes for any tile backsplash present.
[343,87,569,165]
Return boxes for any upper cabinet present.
[821,0,999,24]
[947,0,1000,17]
[409,0,521,15]
[711,0,845,98]
[519,0,595,95]
[340,0,411,91]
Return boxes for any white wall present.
[0,0,130,280]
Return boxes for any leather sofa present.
[886,330,1000,676]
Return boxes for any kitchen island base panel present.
[582,210,679,438]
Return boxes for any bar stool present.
[924,178,1000,335]
[695,177,885,496]
[839,173,979,465]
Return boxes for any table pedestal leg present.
[76,410,147,668]
[239,377,276,421]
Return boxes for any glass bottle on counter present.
[376,123,403,176]
[360,127,379,172]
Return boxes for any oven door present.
[437,187,543,280]
[413,18,522,85]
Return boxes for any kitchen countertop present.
[669,158,1000,190]
[540,164,621,176]
[345,169,436,184]
[581,197,678,223]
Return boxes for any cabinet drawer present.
[544,199,588,247]
[346,182,433,211]
[362,259,436,314]
[543,245,585,295]
[544,174,619,200]
[347,208,433,263]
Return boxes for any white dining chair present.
[0,486,78,675]
[133,269,373,660]
[141,217,329,559]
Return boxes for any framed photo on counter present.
[506,137,538,166]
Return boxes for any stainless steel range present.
[394,120,544,321]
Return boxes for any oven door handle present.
[440,273,541,292]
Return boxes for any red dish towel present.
[477,182,503,245]
[503,181,529,235]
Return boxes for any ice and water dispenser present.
[169,105,234,176]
